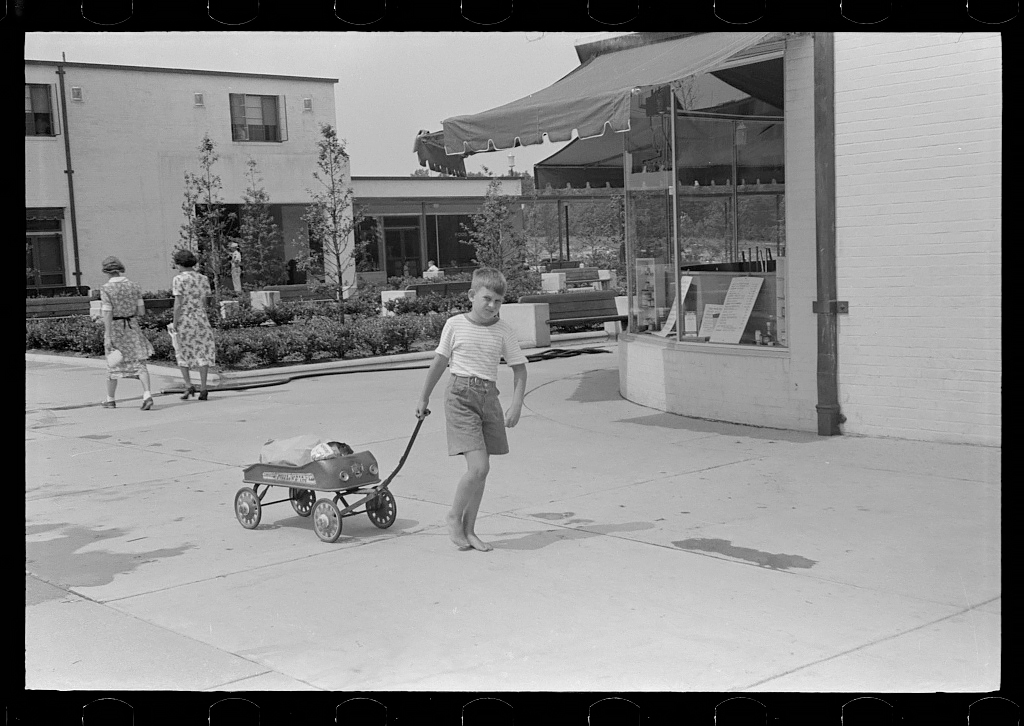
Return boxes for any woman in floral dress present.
[171,248,216,400]
[100,256,155,410]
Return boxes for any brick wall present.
[833,33,1001,445]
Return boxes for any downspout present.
[55,58,83,289]
[812,32,845,436]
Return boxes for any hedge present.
[26,313,445,369]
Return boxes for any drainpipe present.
[812,33,846,436]
[55,57,83,290]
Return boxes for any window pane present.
[25,86,33,112]
[34,114,52,135]
[261,96,278,126]
[232,124,248,141]
[35,235,65,271]
[678,197,733,265]
[31,85,51,113]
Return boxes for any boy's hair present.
[470,267,507,296]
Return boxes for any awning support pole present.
[670,89,681,340]
[557,199,564,261]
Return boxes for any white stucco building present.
[25,60,345,294]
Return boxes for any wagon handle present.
[380,410,429,490]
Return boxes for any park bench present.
[25,296,92,318]
[259,285,336,302]
[517,290,627,330]
[405,281,471,297]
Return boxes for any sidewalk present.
[25,344,1000,693]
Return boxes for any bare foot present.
[446,512,470,548]
[466,533,493,552]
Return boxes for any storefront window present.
[626,70,785,347]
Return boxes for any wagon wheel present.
[312,499,343,543]
[289,488,316,517]
[366,488,397,529]
[234,487,261,529]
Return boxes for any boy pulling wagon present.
[416,268,528,552]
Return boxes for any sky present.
[24,31,626,177]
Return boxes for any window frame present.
[26,211,67,289]
[625,79,786,348]
[25,83,57,137]
[229,93,287,143]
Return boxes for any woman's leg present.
[179,366,192,388]
[198,365,209,392]
[106,377,117,400]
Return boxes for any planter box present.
[144,298,174,311]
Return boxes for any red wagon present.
[234,413,428,543]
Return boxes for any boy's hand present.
[504,404,522,428]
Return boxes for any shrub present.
[341,289,381,318]
[418,312,450,344]
[215,328,250,367]
[215,306,269,329]
[301,316,351,361]
[25,317,104,355]
[262,303,296,327]
[144,329,176,362]
[138,307,175,331]
[142,289,175,300]
[348,316,422,357]
[385,293,470,316]
[504,271,543,303]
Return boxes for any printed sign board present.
[709,276,764,344]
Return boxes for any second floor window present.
[25,84,54,136]
[230,94,282,142]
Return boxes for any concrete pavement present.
[25,342,1000,694]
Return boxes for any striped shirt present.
[436,313,527,381]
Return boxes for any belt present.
[112,315,136,329]
[452,374,494,387]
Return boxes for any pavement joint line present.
[98,529,431,605]
[27,428,244,471]
[26,467,232,502]
[732,594,1002,692]
[26,574,296,685]
[202,670,276,691]
[485,509,997,612]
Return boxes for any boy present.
[416,267,528,552]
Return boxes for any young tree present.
[238,157,286,287]
[462,178,529,281]
[302,124,356,300]
[178,133,236,299]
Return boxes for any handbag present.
[106,349,124,366]
[167,323,182,358]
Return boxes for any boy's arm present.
[416,352,449,418]
[504,363,528,428]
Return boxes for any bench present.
[259,285,336,302]
[26,296,92,318]
[406,281,471,297]
[517,290,627,329]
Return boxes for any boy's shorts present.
[444,375,509,456]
